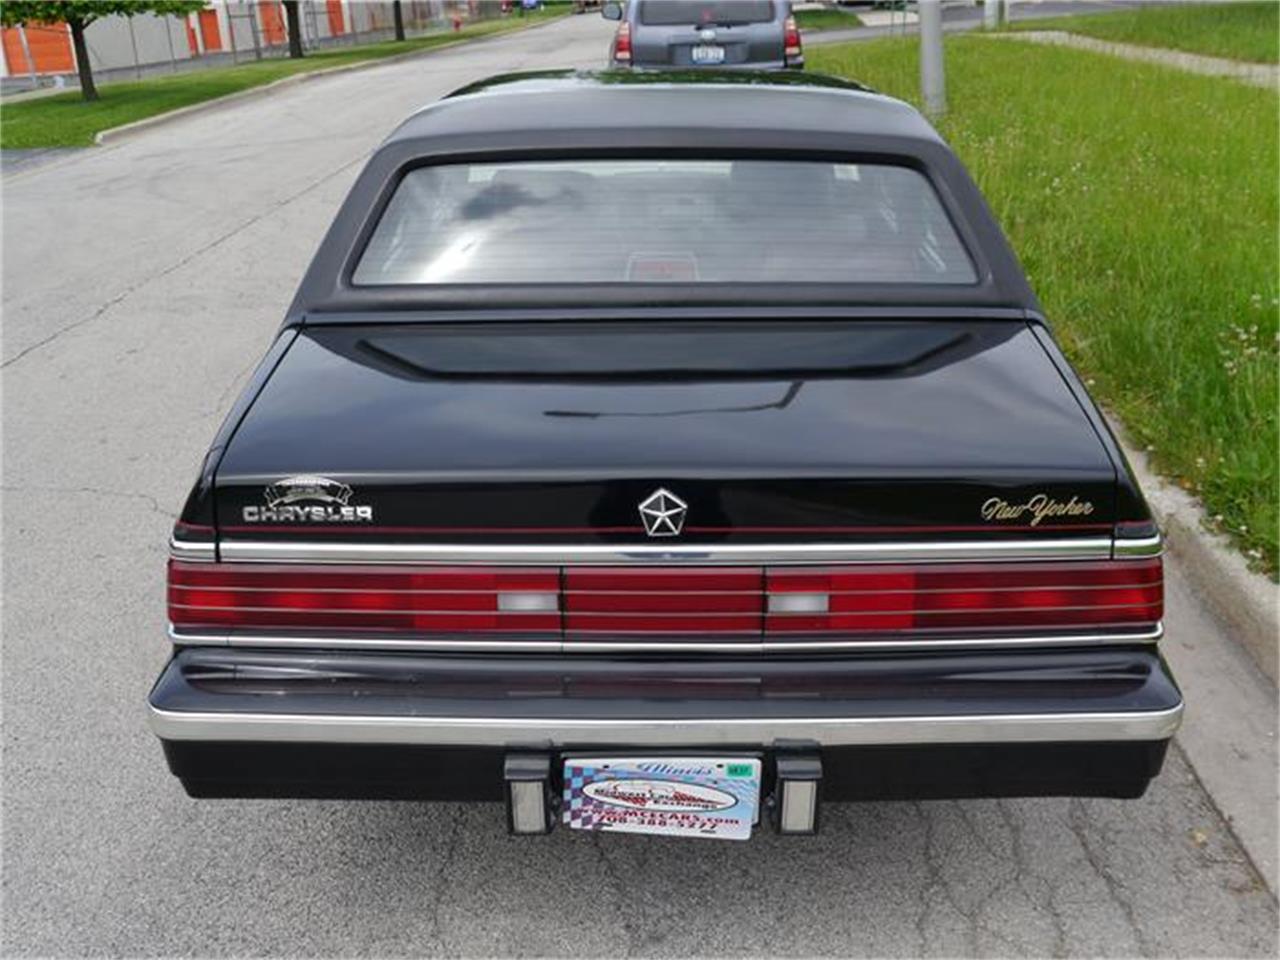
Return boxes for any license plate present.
[563,756,761,840]
[691,44,725,65]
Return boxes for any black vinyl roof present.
[387,69,945,147]
[286,70,1039,320]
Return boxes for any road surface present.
[2,13,1276,957]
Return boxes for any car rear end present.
[156,337,1178,834]
[150,80,1180,839]
[610,0,802,70]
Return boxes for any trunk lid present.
[213,320,1117,543]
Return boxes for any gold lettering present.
[982,493,1094,525]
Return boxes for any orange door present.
[186,19,199,54]
[25,22,74,72]
[326,0,345,35]
[198,9,222,52]
[259,1,286,45]
[2,23,74,75]
[2,28,31,73]
[2,22,74,74]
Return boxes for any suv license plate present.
[563,756,761,841]
[691,44,725,64]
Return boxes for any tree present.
[0,1,204,102]
[392,0,405,42]
[282,0,304,58]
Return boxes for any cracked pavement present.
[2,13,1277,958]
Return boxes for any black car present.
[604,0,803,70]
[150,71,1179,840]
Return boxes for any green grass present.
[1015,1,1279,64]
[809,36,1279,574]
[0,7,566,149]
[795,7,863,32]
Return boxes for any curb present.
[1116,426,1279,685]
[94,17,564,147]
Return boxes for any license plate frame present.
[563,756,762,841]
[691,44,726,65]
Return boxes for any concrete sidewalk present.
[994,30,1280,88]
[804,0,1142,47]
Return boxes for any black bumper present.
[150,646,1182,802]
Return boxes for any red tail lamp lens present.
[784,15,802,57]
[168,561,560,633]
[170,557,1161,639]
[564,567,762,635]
[766,559,1162,634]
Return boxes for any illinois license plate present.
[691,44,725,64]
[563,756,761,840]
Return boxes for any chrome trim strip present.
[148,701,1184,747]
[216,538,1115,565]
[169,622,1163,653]
[167,625,562,653]
[170,538,216,562]
[1114,534,1163,558]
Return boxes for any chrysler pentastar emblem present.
[638,488,688,537]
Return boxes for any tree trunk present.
[68,17,98,102]
[393,1,405,42]
[284,0,304,58]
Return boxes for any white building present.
[1,1,462,86]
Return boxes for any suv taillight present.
[170,557,1161,638]
[784,15,802,64]
[614,21,632,63]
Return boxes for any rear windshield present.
[353,159,977,286]
[638,1,774,26]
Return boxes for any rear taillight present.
[564,567,761,634]
[168,561,560,633]
[171,557,1162,639]
[766,559,1162,635]
[614,21,631,63]
[783,15,802,63]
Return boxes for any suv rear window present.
[353,159,977,286]
[638,1,774,25]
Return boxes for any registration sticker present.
[563,756,762,841]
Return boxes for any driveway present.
[2,12,1276,957]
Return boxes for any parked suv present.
[604,0,803,70]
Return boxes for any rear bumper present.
[620,60,794,71]
[149,646,1181,802]
[151,703,1181,748]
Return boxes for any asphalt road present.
[2,13,1277,958]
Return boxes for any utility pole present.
[919,0,945,116]
[984,0,1004,30]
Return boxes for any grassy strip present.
[809,36,1279,574]
[1013,1,1278,64]
[0,7,566,149]
[795,7,863,32]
